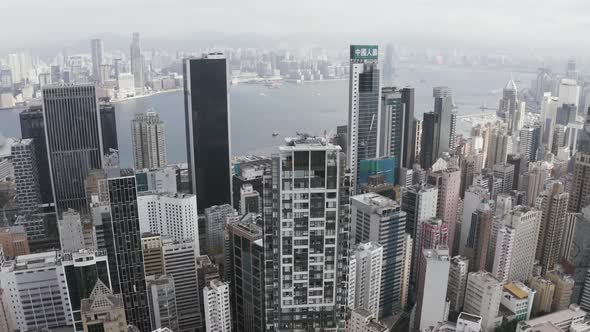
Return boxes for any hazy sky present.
[2,0,589,54]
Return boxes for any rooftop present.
[458,312,482,324]
[504,281,531,300]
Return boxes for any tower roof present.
[505,78,518,91]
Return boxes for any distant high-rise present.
[433,86,457,154]
[498,79,525,134]
[99,99,118,155]
[519,125,541,163]
[351,193,407,318]
[570,107,590,212]
[107,176,152,331]
[420,111,441,169]
[91,38,104,83]
[486,127,513,168]
[348,45,381,192]
[428,168,461,254]
[382,44,396,84]
[130,32,145,89]
[263,137,349,330]
[20,105,53,206]
[535,182,569,275]
[11,138,41,214]
[492,163,515,195]
[183,54,232,210]
[42,84,103,215]
[132,112,167,170]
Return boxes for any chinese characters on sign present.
[350,45,379,61]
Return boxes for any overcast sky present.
[2,0,589,54]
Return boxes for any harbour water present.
[0,65,535,167]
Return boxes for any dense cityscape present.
[0,22,589,332]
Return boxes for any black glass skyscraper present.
[107,176,152,331]
[20,105,53,206]
[42,84,103,215]
[99,99,118,155]
[420,111,441,169]
[183,54,231,210]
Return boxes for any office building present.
[0,226,29,257]
[184,54,232,209]
[380,87,416,174]
[535,182,569,275]
[348,45,381,191]
[502,282,535,322]
[463,202,494,272]
[348,307,388,332]
[197,255,221,323]
[351,193,407,318]
[428,168,461,254]
[81,280,128,332]
[146,274,179,332]
[203,279,231,332]
[570,107,590,212]
[107,176,152,331]
[130,32,145,89]
[42,84,103,215]
[11,138,41,214]
[498,79,525,134]
[486,128,513,168]
[231,157,271,211]
[507,154,524,190]
[62,250,111,331]
[135,167,177,194]
[493,163,515,194]
[400,234,413,311]
[19,105,53,206]
[447,256,469,313]
[492,206,542,282]
[348,242,384,318]
[263,136,349,330]
[563,207,590,304]
[546,267,575,312]
[463,271,502,332]
[141,234,164,276]
[421,111,441,170]
[459,185,489,256]
[226,218,265,332]
[137,192,199,247]
[433,86,458,154]
[58,209,87,251]
[520,125,541,163]
[239,183,261,215]
[91,38,104,83]
[0,251,72,331]
[99,99,118,155]
[204,204,238,255]
[132,111,167,170]
[521,161,550,207]
[517,304,586,332]
[162,237,202,331]
[414,247,451,331]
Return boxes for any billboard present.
[350,45,379,61]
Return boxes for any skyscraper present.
[80,280,127,332]
[11,138,41,214]
[107,176,152,331]
[132,111,167,170]
[382,43,396,85]
[146,274,179,332]
[348,242,384,318]
[130,32,145,89]
[351,193,407,318]
[348,45,380,192]
[420,111,441,169]
[498,79,525,135]
[492,163,515,194]
[570,107,590,212]
[99,99,118,155]
[414,247,450,331]
[428,168,461,254]
[91,38,104,83]
[433,86,457,154]
[463,271,503,332]
[463,201,494,272]
[519,125,541,163]
[20,105,53,205]
[203,280,232,332]
[447,256,469,313]
[535,182,569,275]
[42,84,103,215]
[184,54,232,210]
[263,136,349,330]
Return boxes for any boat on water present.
[272,132,279,137]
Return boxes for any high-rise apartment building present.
[428,168,461,254]
[529,276,556,316]
[263,136,349,330]
[521,161,550,207]
[519,125,541,163]
[447,255,469,313]
[107,176,152,331]
[20,105,53,206]
[203,279,232,332]
[348,242,383,318]
[184,54,232,209]
[570,107,590,212]
[351,193,406,318]
[132,111,167,169]
[459,185,489,256]
[486,127,512,168]
[162,237,202,332]
[146,274,179,332]
[492,206,542,282]
[535,182,569,275]
[414,247,451,331]
[137,192,199,247]
[204,204,238,255]
[547,268,575,312]
[42,84,103,215]
[463,271,502,332]
[91,38,104,83]
[493,163,515,195]
[348,45,381,191]
[11,138,41,214]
